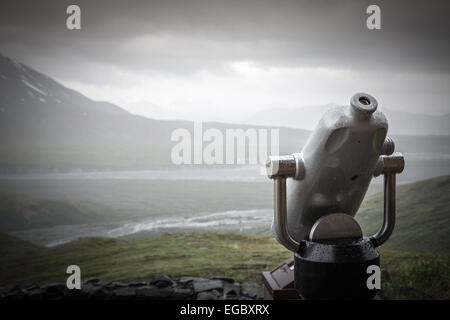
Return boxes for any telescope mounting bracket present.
[266,152,405,252]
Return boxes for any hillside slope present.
[0,193,130,232]
[0,232,44,259]
[356,175,450,253]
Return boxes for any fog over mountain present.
[0,53,186,171]
[246,105,450,135]
[0,53,311,172]
[1,53,449,174]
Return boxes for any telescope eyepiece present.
[350,92,378,117]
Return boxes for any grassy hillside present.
[356,175,450,253]
[0,232,290,286]
[0,232,448,299]
[0,193,129,232]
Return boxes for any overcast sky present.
[0,0,449,122]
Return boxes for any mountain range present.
[0,53,310,172]
[0,53,448,172]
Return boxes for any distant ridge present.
[246,105,450,135]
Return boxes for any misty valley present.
[0,152,448,252]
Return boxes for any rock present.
[128,281,148,287]
[170,288,194,300]
[27,288,46,300]
[193,280,223,293]
[150,275,175,288]
[223,282,240,297]
[211,289,221,297]
[211,276,235,283]
[42,283,66,299]
[135,285,159,298]
[24,283,38,291]
[0,276,263,300]
[224,294,241,300]
[94,281,107,287]
[178,277,207,285]
[64,286,86,299]
[113,287,136,298]
[240,282,260,298]
[90,287,111,299]
[81,284,101,296]
[136,285,173,299]
[0,284,20,298]
[2,288,25,300]
[83,277,100,285]
[107,281,127,289]
[197,292,218,300]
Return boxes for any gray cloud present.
[0,0,449,80]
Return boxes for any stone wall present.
[0,275,262,300]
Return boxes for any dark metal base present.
[294,237,380,300]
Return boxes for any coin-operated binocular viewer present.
[265,93,404,299]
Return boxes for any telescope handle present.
[273,177,301,252]
[370,153,405,247]
[266,154,303,252]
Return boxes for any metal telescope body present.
[267,93,404,253]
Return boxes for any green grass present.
[379,249,450,299]
[0,232,292,286]
[0,232,448,299]
[356,175,450,253]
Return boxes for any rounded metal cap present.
[309,213,363,242]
